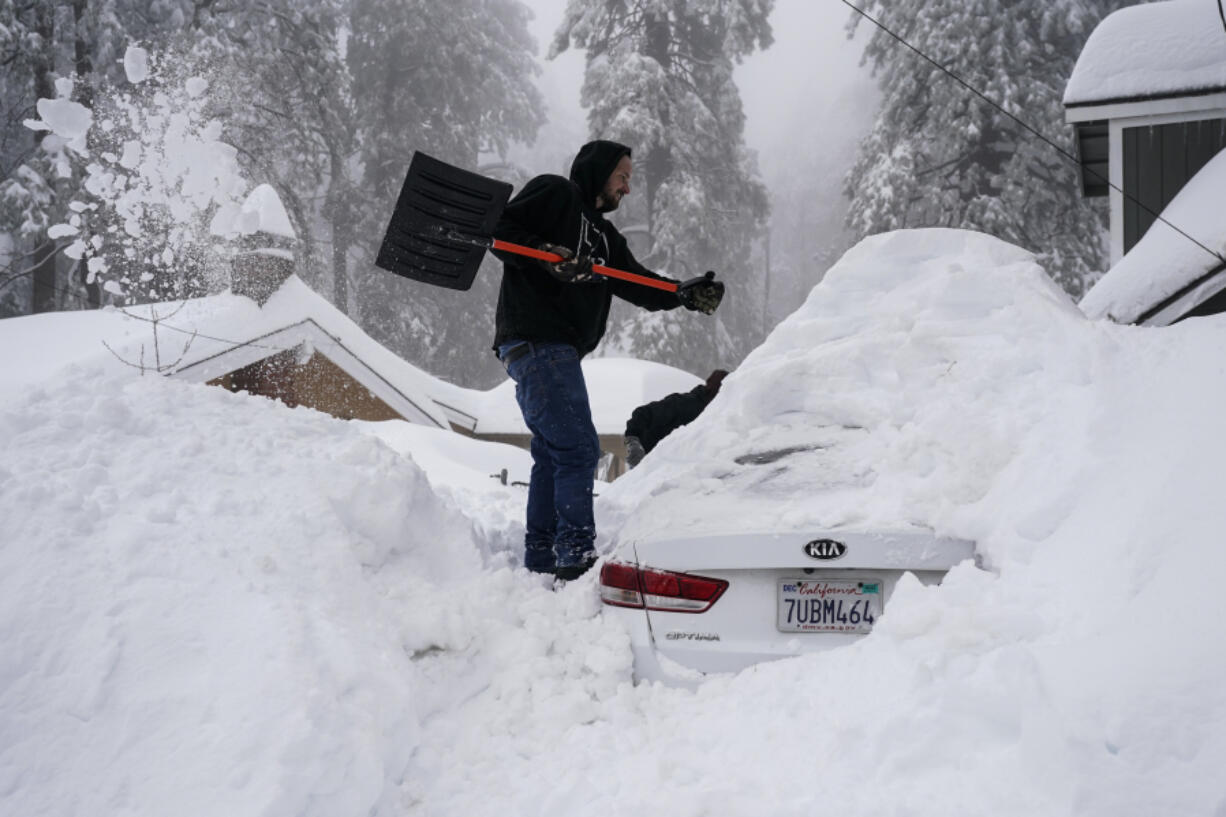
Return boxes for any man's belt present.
[502,344,531,365]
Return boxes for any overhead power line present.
[840,0,1226,267]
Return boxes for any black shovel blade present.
[375,152,513,291]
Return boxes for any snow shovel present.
[375,151,679,294]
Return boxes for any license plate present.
[777,579,881,633]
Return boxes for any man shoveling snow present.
[490,140,725,580]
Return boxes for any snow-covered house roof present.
[429,357,703,437]
[1,274,705,442]
[1064,0,1226,111]
[1063,1,1226,266]
[0,275,450,428]
[166,276,449,427]
[1079,148,1226,325]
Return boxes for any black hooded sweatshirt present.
[491,140,681,356]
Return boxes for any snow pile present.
[1080,148,1226,325]
[604,229,1095,554]
[408,229,1226,815]
[1064,0,1226,105]
[5,228,1226,815]
[0,374,504,817]
[353,419,533,543]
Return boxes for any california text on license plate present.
[777,579,881,633]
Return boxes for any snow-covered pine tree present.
[344,0,544,388]
[0,0,214,315]
[552,0,773,376]
[844,0,1123,297]
[0,1,101,314]
[1,0,542,385]
[178,0,358,311]
[0,3,54,314]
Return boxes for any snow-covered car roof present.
[1079,148,1226,325]
[1064,0,1226,108]
[601,228,1091,550]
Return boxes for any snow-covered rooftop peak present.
[1065,0,1226,108]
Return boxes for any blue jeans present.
[499,341,601,572]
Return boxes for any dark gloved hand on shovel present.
[677,271,725,314]
[537,242,594,283]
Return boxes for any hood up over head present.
[569,140,631,211]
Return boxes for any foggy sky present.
[512,0,879,320]
[517,0,878,185]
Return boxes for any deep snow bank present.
[603,228,1098,551]
[0,373,533,817]
[569,228,1226,816]
[5,228,1226,817]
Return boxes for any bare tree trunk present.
[30,7,58,314]
[642,11,673,241]
[328,153,349,312]
[762,227,771,328]
[332,227,349,312]
[73,0,101,307]
[72,0,93,100]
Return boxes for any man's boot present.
[554,549,596,581]
[524,541,556,574]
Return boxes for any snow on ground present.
[0,376,490,817]
[4,228,1226,816]
[351,419,532,550]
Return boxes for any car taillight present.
[599,561,727,613]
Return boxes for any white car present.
[598,528,974,684]
[591,230,1040,685]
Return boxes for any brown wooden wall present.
[210,349,634,479]
[209,350,401,421]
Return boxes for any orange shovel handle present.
[491,239,679,293]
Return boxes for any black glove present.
[624,436,646,469]
[537,242,594,283]
[677,271,724,314]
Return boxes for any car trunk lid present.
[630,529,975,573]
